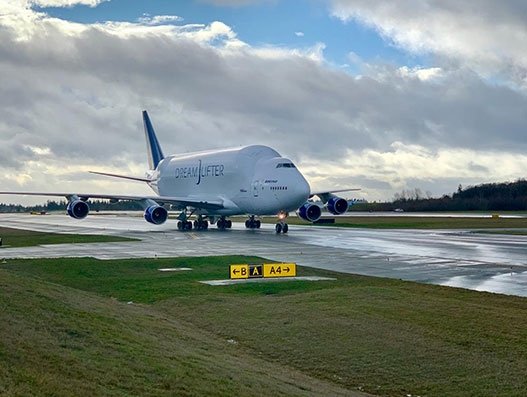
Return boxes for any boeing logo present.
[174,160,225,185]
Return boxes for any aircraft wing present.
[310,188,361,199]
[0,191,225,210]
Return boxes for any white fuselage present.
[147,145,310,216]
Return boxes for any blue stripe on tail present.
[142,110,165,169]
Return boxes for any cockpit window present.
[276,163,296,168]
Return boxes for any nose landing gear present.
[275,222,288,234]
[275,211,289,234]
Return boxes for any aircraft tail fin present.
[142,110,165,170]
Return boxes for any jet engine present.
[67,199,89,219]
[144,205,168,225]
[327,197,348,215]
[298,202,322,222]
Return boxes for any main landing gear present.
[177,212,209,231]
[177,220,193,231]
[216,216,232,230]
[245,215,261,229]
[193,218,209,231]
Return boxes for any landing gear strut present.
[245,215,261,229]
[217,216,232,230]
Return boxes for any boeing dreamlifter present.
[0,111,356,233]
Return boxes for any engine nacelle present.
[298,202,322,222]
[327,197,348,215]
[144,205,168,225]
[67,200,89,219]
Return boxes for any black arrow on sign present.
[233,269,240,275]
[284,266,290,272]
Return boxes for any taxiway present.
[0,213,526,297]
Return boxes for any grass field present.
[0,226,137,248]
[250,215,527,230]
[2,255,527,396]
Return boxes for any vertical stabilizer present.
[142,110,165,169]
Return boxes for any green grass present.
[0,227,137,248]
[474,230,527,236]
[3,255,527,396]
[251,216,527,229]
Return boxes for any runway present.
[1,213,526,297]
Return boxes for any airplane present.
[0,111,357,233]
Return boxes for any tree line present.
[0,199,142,213]
[352,179,527,212]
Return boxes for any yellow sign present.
[263,263,296,278]
[230,264,249,279]
[229,263,297,279]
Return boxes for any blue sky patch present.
[35,0,427,70]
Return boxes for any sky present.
[1,0,526,205]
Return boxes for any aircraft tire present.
[186,221,192,230]
[194,220,199,230]
[226,220,232,228]
[282,223,288,233]
[177,221,183,231]
[245,220,250,228]
[255,220,261,229]
[275,223,282,234]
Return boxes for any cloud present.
[330,0,527,87]
[138,15,183,26]
[29,0,107,7]
[0,1,525,204]
[301,143,527,201]
[294,31,304,37]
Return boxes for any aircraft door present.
[252,180,259,197]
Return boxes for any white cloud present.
[29,0,107,7]
[294,31,304,37]
[397,66,443,82]
[302,143,527,201]
[330,0,527,87]
[0,1,525,204]
[138,15,183,26]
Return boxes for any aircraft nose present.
[294,174,310,204]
